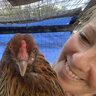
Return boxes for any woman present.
[54,17,96,96]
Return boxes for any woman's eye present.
[79,33,90,44]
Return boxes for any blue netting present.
[0,17,71,66]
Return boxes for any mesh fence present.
[0,0,91,65]
[0,32,71,65]
[0,0,90,24]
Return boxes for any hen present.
[0,34,65,96]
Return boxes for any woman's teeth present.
[65,63,81,79]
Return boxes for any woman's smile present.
[59,59,85,82]
[65,62,81,80]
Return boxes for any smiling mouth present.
[65,62,81,80]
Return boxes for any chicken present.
[0,34,65,96]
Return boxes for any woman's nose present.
[72,46,96,73]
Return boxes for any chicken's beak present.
[18,60,27,77]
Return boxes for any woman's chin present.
[55,61,93,96]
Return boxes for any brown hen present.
[0,34,66,96]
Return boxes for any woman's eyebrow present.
[85,24,96,36]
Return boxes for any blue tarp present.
[0,17,71,66]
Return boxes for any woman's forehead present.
[83,21,96,35]
[73,17,96,34]
[75,20,96,35]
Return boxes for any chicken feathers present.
[0,34,66,96]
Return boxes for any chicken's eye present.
[9,46,12,49]
[79,32,90,44]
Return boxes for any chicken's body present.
[0,34,65,96]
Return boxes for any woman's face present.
[54,21,96,96]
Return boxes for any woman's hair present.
[72,5,96,34]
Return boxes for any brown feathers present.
[0,34,65,96]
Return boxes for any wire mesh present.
[0,0,90,24]
[0,32,71,65]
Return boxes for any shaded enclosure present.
[0,0,95,65]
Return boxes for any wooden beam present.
[0,25,73,34]
[8,0,41,6]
